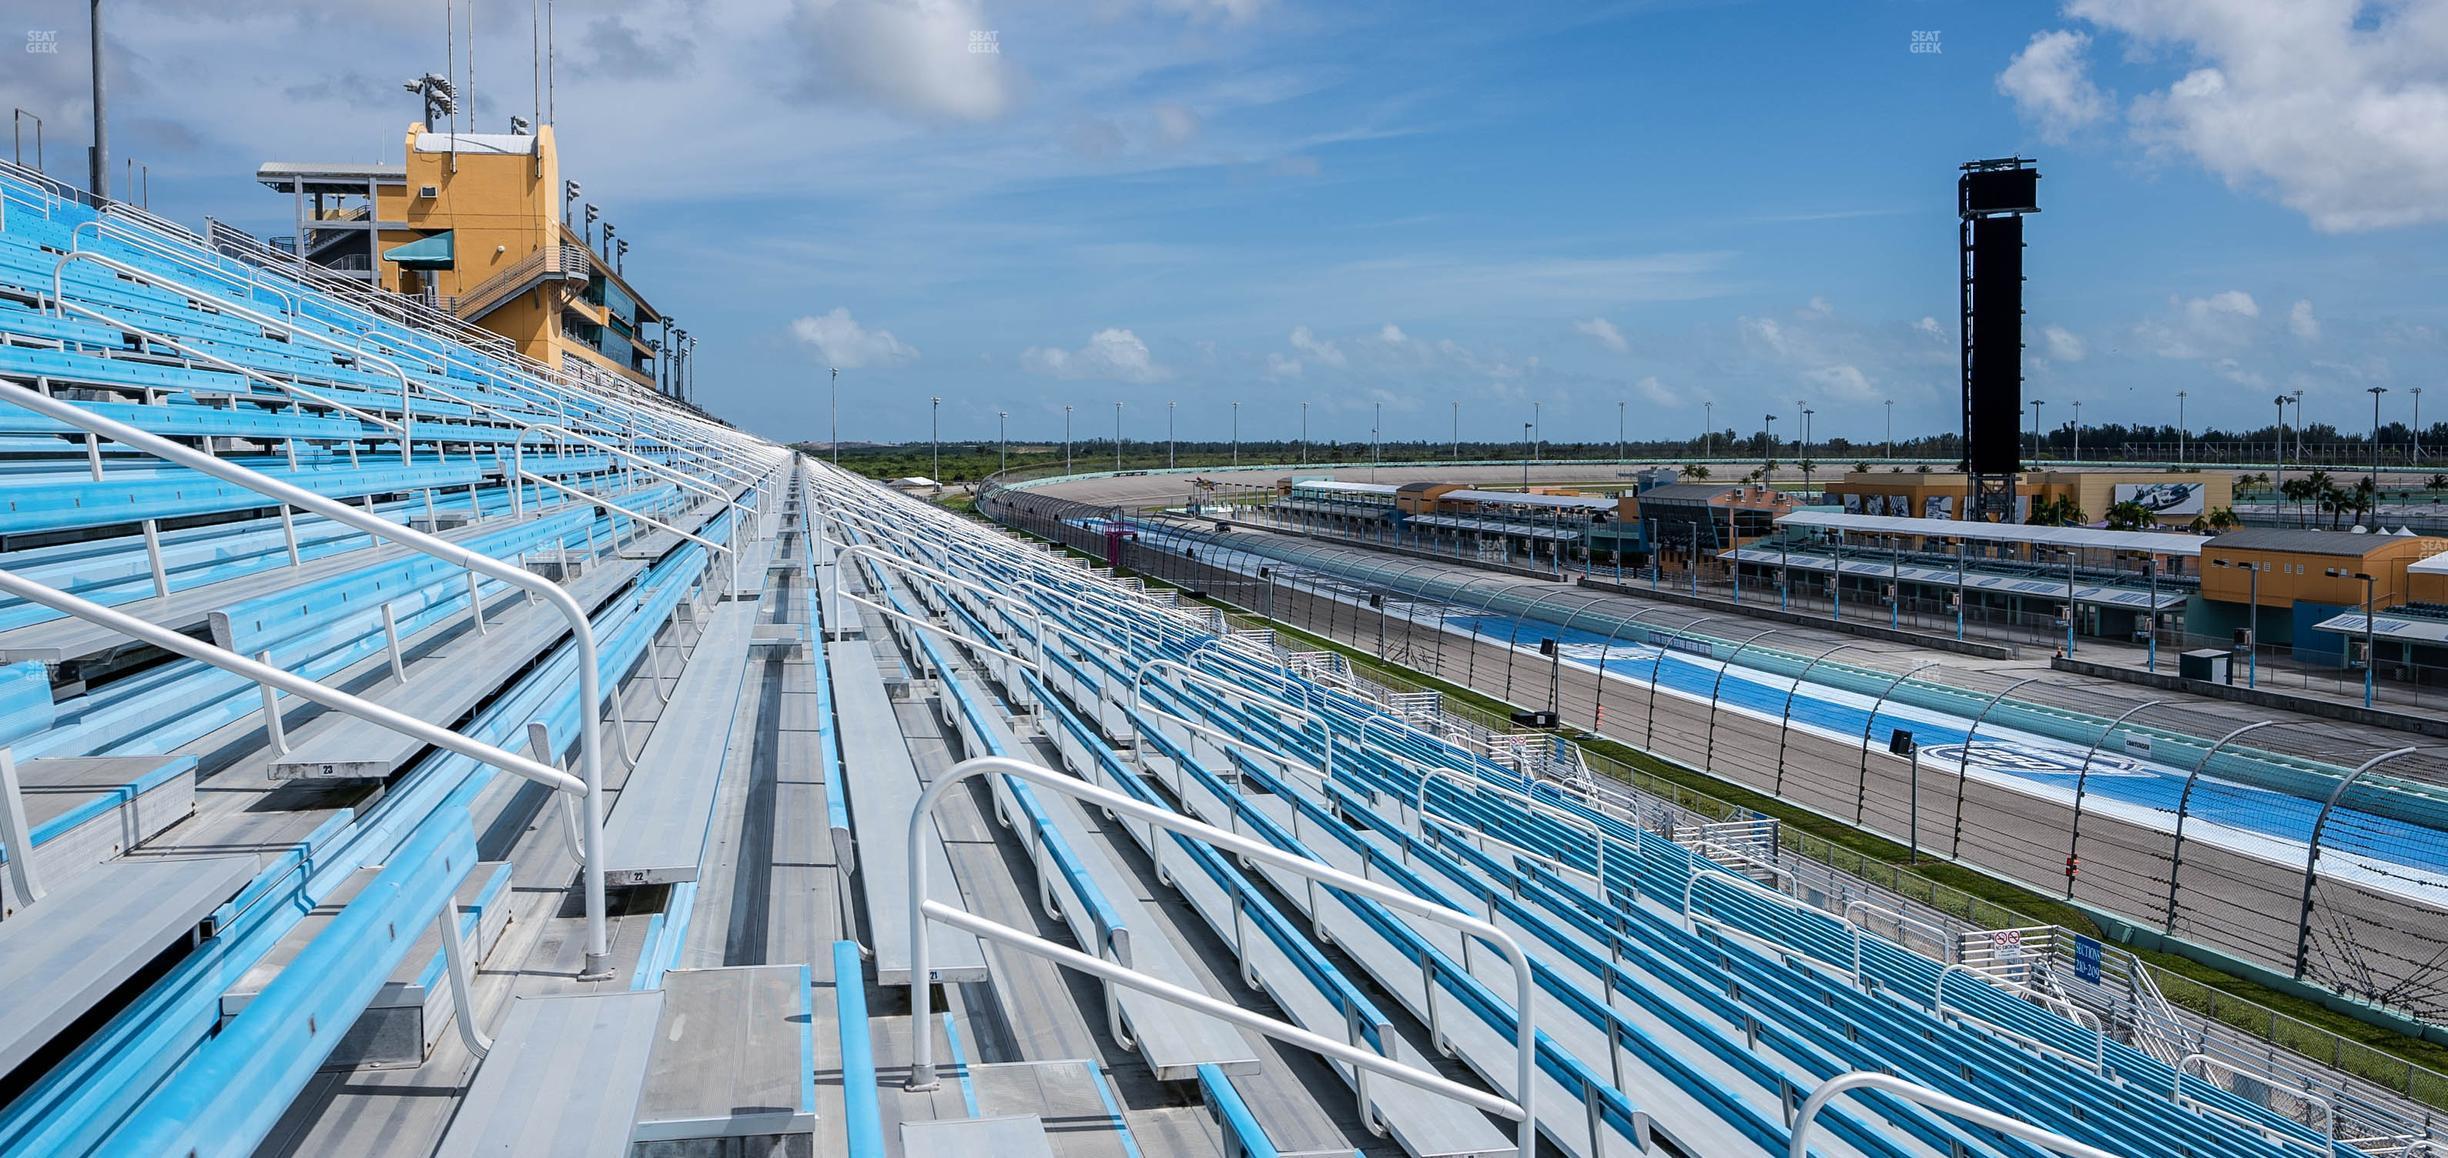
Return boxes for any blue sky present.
[5,0,2445,446]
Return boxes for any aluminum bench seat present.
[901,1114,1055,1158]
[0,505,526,667]
[0,755,197,915]
[829,637,986,986]
[632,965,817,1146]
[0,853,256,1078]
[600,575,762,887]
[263,555,645,782]
[0,456,483,538]
[433,990,667,1158]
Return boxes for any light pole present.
[1704,400,1714,460]
[1522,422,1534,488]
[1167,399,1176,469]
[2326,567,2379,707]
[2071,400,2082,461]
[997,409,1008,474]
[1300,401,1309,467]
[1800,405,1816,494]
[1763,414,1777,472]
[1884,399,1894,460]
[1617,400,1625,463]
[1063,403,1073,474]
[2031,399,2046,464]
[1371,401,1381,482]
[929,395,941,484]
[829,367,840,464]
[2177,390,2188,466]
[2293,388,2305,463]
[2274,393,2290,515]
[1114,401,1123,472]
[1451,400,1460,462]
[2215,558,2259,689]
[2369,385,2388,518]
[1231,400,1240,466]
[2415,387,2425,465]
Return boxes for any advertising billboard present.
[2113,481,2204,517]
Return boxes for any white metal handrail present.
[1680,859,1862,987]
[2176,1052,2338,1158]
[71,216,300,321]
[0,380,619,976]
[0,567,583,905]
[828,542,1060,664]
[1789,1071,2120,1158]
[50,250,417,465]
[1934,961,2108,1074]
[48,296,407,450]
[1407,761,1615,899]
[1128,657,1335,789]
[518,470,738,594]
[906,756,1539,1157]
[510,422,747,527]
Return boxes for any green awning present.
[383,231,455,269]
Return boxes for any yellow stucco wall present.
[2201,537,2446,608]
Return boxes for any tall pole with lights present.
[829,368,840,464]
[1167,399,1176,469]
[2177,390,2188,466]
[1231,400,1240,466]
[929,395,941,484]
[1064,404,1073,474]
[2370,385,2389,519]
[997,409,1008,474]
[1114,401,1123,472]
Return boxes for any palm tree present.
[2304,470,2336,527]
[1684,462,1712,480]
[2427,473,2448,501]
[2104,500,2153,532]
[2205,506,2241,532]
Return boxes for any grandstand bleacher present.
[2,155,2441,1158]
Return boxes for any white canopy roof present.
[1776,510,2205,557]
[1441,489,1615,511]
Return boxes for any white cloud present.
[1802,363,1875,400]
[2290,299,2322,341]
[1379,323,1409,344]
[790,0,1013,122]
[1021,327,1171,382]
[789,307,918,368]
[1799,296,1834,319]
[2043,324,2088,362]
[1633,375,1679,408]
[1264,352,1303,379]
[1288,325,1346,368]
[1998,29,2112,142]
[2136,289,2261,359]
[2064,0,2448,231]
[1914,316,1945,339]
[1151,102,1202,146]
[1573,317,1629,353]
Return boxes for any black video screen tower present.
[1959,158,2038,523]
